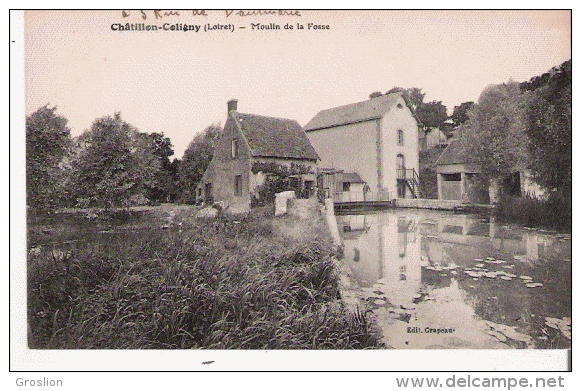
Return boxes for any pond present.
[337,209,571,349]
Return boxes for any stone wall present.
[394,198,462,210]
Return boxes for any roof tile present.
[234,113,319,160]
[304,93,401,131]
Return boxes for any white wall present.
[307,120,379,200]
[382,96,420,199]
[307,95,419,201]
[378,213,422,306]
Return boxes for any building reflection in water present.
[337,211,569,308]
[337,212,422,307]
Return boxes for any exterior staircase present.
[397,168,423,199]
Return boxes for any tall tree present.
[525,60,571,196]
[177,124,222,203]
[449,101,475,128]
[145,132,176,203]
[26,105,72,209]
[70,113,160,209]
[461,82,531,182]
[416,100,448,129]
[386,87,425,111]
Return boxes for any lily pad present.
[486,330,507,342]
[501,327,532,344]
[545,317,571,339]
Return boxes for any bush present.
[494,191,571,230]
[419,168,437,199]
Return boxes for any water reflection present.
[337,210,571,349]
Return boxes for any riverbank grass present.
[495,193,571,230]
[27,206,380,349]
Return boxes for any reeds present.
[494,192,571,230]
[27,207,380,349]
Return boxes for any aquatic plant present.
[27,206,381,349]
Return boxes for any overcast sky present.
[25,10,571,158]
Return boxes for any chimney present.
[228,99,238,113]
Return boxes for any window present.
[234,175,243,196]
[231,138,239,159]
[397,129,404,146]
[343,182,350,192]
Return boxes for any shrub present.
[494,191,571,230]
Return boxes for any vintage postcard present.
[12,9,571,372]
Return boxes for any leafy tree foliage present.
[70,113,160,209]
[449,101,475,128]
[384,87,447,129]
[250,162,314,206]
[167,158,181,201]
[386,87,425,111]
[416,100,448,129]
[26,105,72,209]
[461,82,531,182]
[524,60,571,196]
[145,132,176,203]
[177,124,222,203]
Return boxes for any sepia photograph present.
[12,8,571,372]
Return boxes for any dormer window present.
[231,138,239,159]
[397,129,404,146]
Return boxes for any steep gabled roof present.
[304,93,409,132]
[233,112,319,160]
[434,139,470,166]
